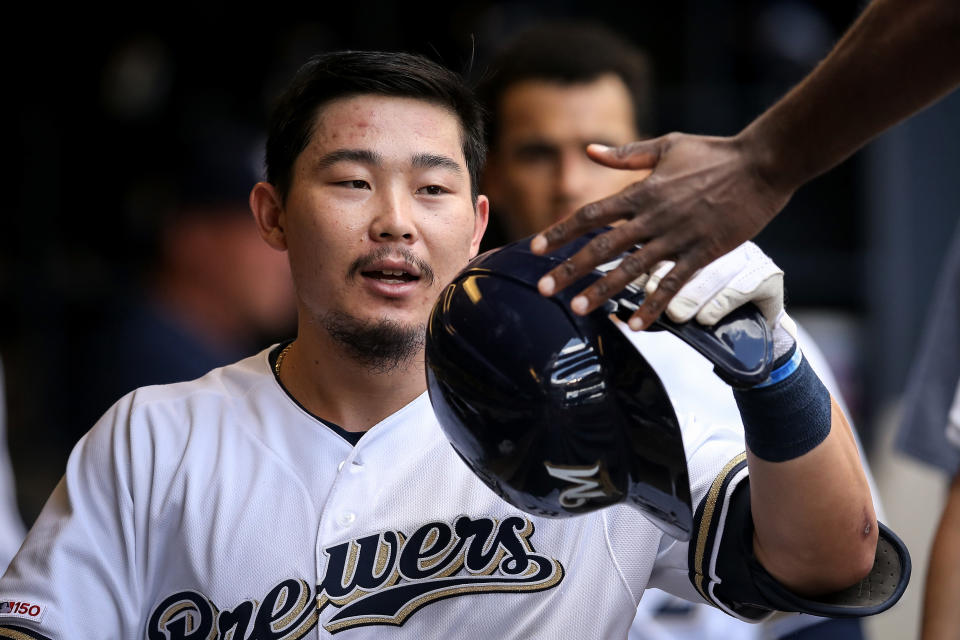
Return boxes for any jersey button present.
[338,512,356,526]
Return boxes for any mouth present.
[360,268,420,285]
[351,248,435,290]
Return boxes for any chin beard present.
[321,311,425,373]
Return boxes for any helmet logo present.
[544,461,615,508]
[549,338,606,406]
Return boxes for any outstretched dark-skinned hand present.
[530,0,960,330]
[530,133,793,330]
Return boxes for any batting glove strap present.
[733,345,831,462]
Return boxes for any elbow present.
[830,509,880,591]
[852,522,881,581]
[821,532,877,593]
[800,516,879,595]
[761,511,879,596]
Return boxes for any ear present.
[250,182,288,251]
[470,195,490,258]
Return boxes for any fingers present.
[627,260,700,330]
[539,233,692,327]
[585,138,663,170]
[694,289,744,326]
[694,270,784,327]
[536,224,649,300]
[644,261,701,323]
[530,142,666,257]
[530,185,647,256]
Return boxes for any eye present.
[514,143,558,164]
[336,179,371,189]
[417,185,448,196]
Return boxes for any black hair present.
[477,22,653,147]
[266,50,486,202]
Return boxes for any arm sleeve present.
[645,414,757,611]
[0,393,146,639]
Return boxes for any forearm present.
[921,470,960,640]
[740,0,960,194]
[745,396,877,595]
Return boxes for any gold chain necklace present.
[274,343,294,377]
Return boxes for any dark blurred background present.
[4,1,959,544]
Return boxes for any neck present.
[276,325,427,432]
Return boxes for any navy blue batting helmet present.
[425,230,773,540]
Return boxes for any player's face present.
[268,95,487,340]
[484,74,651,240]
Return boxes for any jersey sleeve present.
[0,392,148,639]
[644,413,758,613]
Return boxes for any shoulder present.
[122,348,274,423]
[78,348,280,467]
[126,347,274,410]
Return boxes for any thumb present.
[586,138,663,170]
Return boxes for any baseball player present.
[0,51,898,639]
[479,23,880,640]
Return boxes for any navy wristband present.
[733,348,832,462]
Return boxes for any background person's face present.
[485,74,652,239]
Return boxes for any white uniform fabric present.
[945,378,960,450]
[0,360,25,571]
[626,322,882,640]
[0,337,751,640]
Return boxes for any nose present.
[369,185,418,244]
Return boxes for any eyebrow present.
[411,153,462,174]
[314,149,462,176]
[315,149,383,171]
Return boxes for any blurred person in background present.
[478,22,878,640]
[477,22,654,249]
[894,219,960,640]
[38,119,297,512]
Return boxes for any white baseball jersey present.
[0,331,763,640]
[946,379,960,450]
[0,360,25,572]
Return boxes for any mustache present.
[349,247,436,286]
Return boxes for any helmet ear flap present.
[425,237,694,540]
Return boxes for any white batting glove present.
[644,242,798,358]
